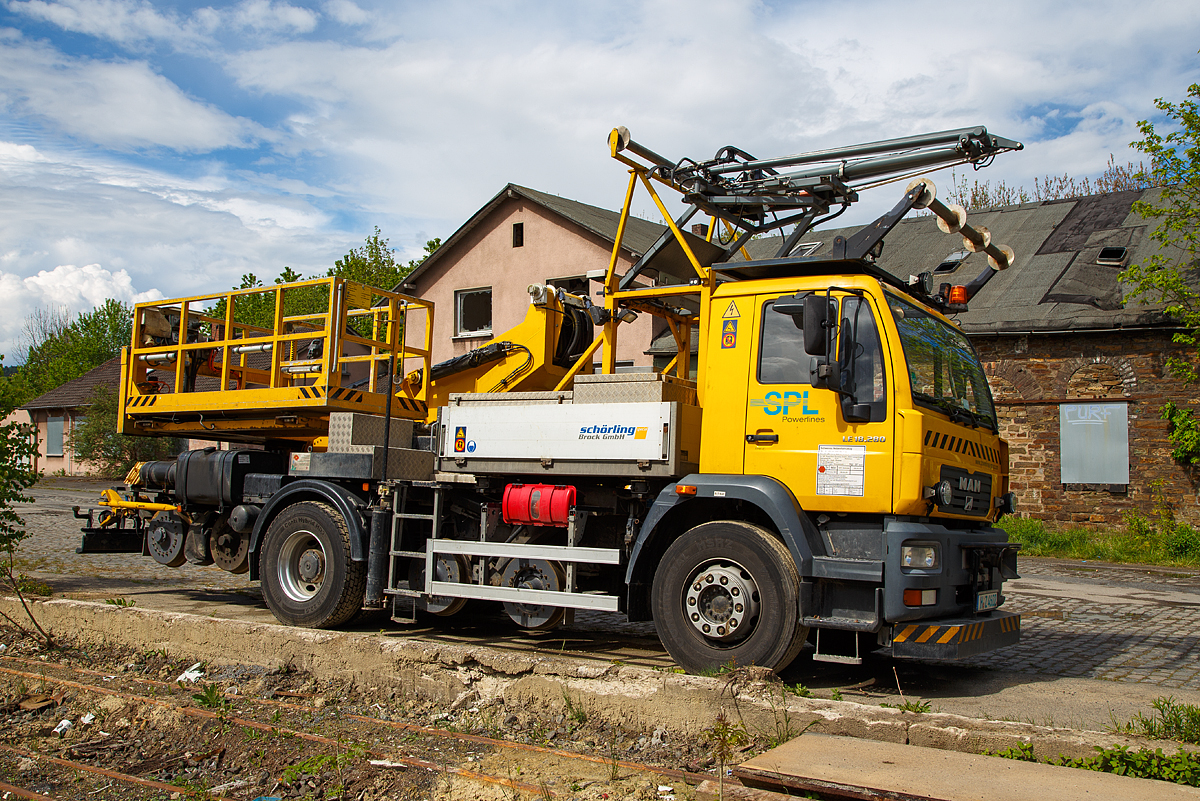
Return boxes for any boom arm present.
[613,125,1023,289]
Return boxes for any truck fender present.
[625,474,822,587]
[248,480,368,580]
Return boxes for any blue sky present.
[0,0,1198,360]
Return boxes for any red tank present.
[502,484,576,527]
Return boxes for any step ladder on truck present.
[77,124,1025,673]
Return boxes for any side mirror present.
[803,295,832,356]
[772,294,805,329]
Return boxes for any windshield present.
[887,294,997,429]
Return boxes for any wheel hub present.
[277,530,328,602]
[298,549,325,583]
[684,561,760,641]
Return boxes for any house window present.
[1059,402,1128,484]
[512,222,524,248]
[455,288,492,336]
[935,249,970,273]
[46,415,64,457]
[790,242,823,258]
[1096,247,1128,266]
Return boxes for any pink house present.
[17,357,121,476]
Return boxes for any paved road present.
[12,478,1200,729]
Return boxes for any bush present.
[1166,526,1200,560]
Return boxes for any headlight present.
[936,480,953,506]
[901,542,940,570]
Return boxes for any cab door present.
[743,293,895,514]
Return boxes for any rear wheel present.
[651,521,807,674]
[259,502,366,628]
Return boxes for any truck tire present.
[651,521,807,674]
[259,501,366,628]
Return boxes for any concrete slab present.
[736,733,1200,800]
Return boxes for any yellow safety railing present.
[121,277,434,438]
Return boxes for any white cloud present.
[0,0,1197,354]
[7,0,191,43]
[0,37,266,152]
[0,138,356,356]
[4,0,221,46]
[231,0,318,34]
[323,0,368,26]
[0,263,164,360]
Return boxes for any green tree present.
[0,355,51,645]
[210,267,328,334]
[208,230,441,334]
[1121,76,1200,382]
[3,300,133,407]
[331,228,440,290]
[68,386,181,478]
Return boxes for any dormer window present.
[935,249,970,273]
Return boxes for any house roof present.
[21,357,122,411]
[735,188,1174,335]
[402,183,667,287]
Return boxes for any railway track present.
[0,652,725,800]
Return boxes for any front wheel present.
[651,521,807,674]
[259,502,366,628]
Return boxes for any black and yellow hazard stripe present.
[892,613,1020,647]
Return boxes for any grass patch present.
[1113,697,1200,744]
[989,741,1200,787]
[13,574,52,597]
[1001,511,1200,568]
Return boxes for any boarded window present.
[1059,402,1128,484]
[512,222,524,248]
[46,415,64,457]
[455,288,492,336]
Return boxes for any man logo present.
[958,476,981,493]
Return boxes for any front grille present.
[937,465,992,517]
[923,429,999,464]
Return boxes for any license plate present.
[976,589,999,612]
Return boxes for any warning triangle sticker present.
[722,301,740,319]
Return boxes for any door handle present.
[746,432,779,444]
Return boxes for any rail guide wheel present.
[501,558,566,630]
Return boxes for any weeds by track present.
[0,650,724,800]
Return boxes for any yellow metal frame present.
[554,129,715,402]
[121,277,434,443]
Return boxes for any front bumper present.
[890,610,1020,659]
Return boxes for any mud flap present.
[890,610,1020,659]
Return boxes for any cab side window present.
[758,299,812,385]
[840,297,887,421]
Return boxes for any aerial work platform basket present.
[120,277,433,446]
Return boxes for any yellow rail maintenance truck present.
[78,126,1024,673]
